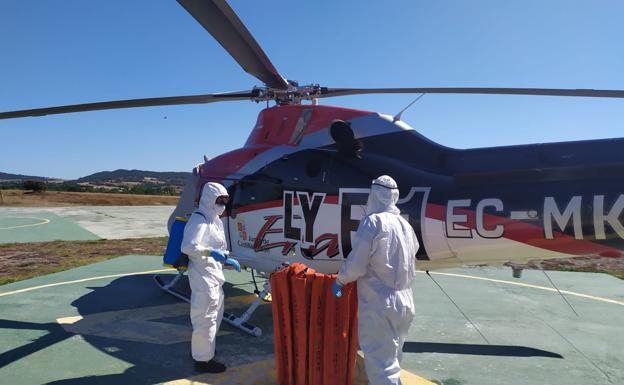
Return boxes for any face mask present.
[216,204,226,216]
[365,193,377,215]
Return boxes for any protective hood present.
[365,175,400,215]
[198,182,229,218]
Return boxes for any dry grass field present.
[0,189,178,206]
[0,237,168,286]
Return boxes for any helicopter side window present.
[230,181,253,219]
[230,178,283,218]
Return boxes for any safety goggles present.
[371,181,398,190]
[215,195,230,205]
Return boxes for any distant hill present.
[0,172,53,181]
[76,169,191,186]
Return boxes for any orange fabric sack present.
[271,267,293,385]
[290,264,314,385]
[271,263,358,385]
[346,283,359,382]
[307,272,326,385]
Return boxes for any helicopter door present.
[227,178,286,272]
[257,149,345,272]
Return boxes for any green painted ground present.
[0,255,623,385]
[0,211,99,243]
[406,268,624,385]
[0,255,274,385]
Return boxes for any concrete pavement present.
[0,255,622,384]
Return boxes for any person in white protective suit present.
[181,182,241,373]
[333,175,419,385]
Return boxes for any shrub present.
[23,180,47,192]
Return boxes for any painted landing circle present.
[0,216,50,230]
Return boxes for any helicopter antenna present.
[426,270,491,344]
[393,93,426,122]
[539,267,580,317]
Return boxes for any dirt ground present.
[527,255,624,280]
[0,237,167,286]
[0,190,178,206]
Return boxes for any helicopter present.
[2,0,624,336]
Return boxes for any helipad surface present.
[0,211,99,243]
[0,255,622,385]
[0,206,174,243]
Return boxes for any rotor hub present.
[251,84,326,105]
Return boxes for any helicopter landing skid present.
[153,270,267,337]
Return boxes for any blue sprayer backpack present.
[163,212,206,270]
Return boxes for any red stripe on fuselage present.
[426,203,622,257]
[234,195,339,215]
[235,199,282,215]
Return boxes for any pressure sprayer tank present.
[163,216,189,270]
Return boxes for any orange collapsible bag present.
[271,263,358,385]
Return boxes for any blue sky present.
[1,0,623,179]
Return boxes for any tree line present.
[0,180,180,196]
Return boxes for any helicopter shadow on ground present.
[0,319,71,370]
[1,274,275,385]
[403,341,563,358]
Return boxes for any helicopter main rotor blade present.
[319,87,624,99]
[0,91,255,120]
[177,0,289,90]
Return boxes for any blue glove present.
[208,249,228,262]
[225,257,241,272]
[332,280,343,298]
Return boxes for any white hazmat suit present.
[181,182,229,364]
[337,175,419,385]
